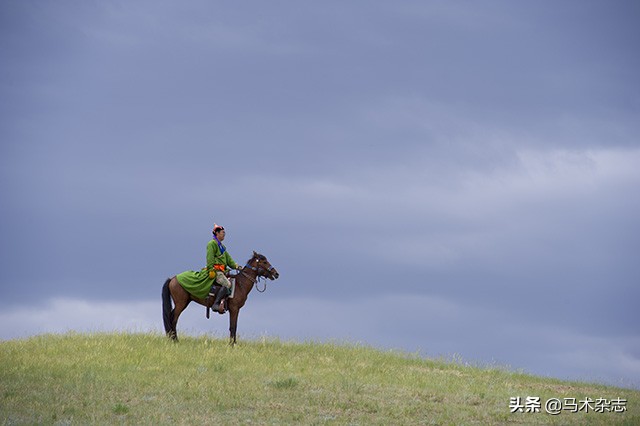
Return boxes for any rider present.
[209,224,241,313]
[175,223,241,314]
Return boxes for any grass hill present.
[1,333,638,425]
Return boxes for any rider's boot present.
[211,286,229,314]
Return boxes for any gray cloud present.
[1,0,639,388]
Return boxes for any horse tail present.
[162,278,173,334]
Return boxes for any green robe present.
[176,239,239,299]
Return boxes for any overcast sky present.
[1,1,639,389]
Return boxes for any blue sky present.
[1,1,639,389]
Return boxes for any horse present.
[162,251,279,344]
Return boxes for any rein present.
[256,276,267,293]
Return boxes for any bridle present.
[239,256,276,293]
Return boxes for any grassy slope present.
[0,333,638,425]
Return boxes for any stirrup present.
[205,290,217,319]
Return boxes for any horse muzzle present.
[269,268,280,280]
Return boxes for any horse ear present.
[253,250,257,257]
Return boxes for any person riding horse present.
[175,223,240,314]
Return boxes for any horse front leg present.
[229,308,239,346]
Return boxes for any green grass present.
[0,333,638,425]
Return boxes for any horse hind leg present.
[169,278,191,341]
[171,301,190,342]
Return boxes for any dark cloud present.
[1,1,639,388]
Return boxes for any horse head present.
[249,250,279,280]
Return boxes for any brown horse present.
[162,251,279,344]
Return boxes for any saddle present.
[205,275,235,319]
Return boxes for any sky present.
[1,1,639,389]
